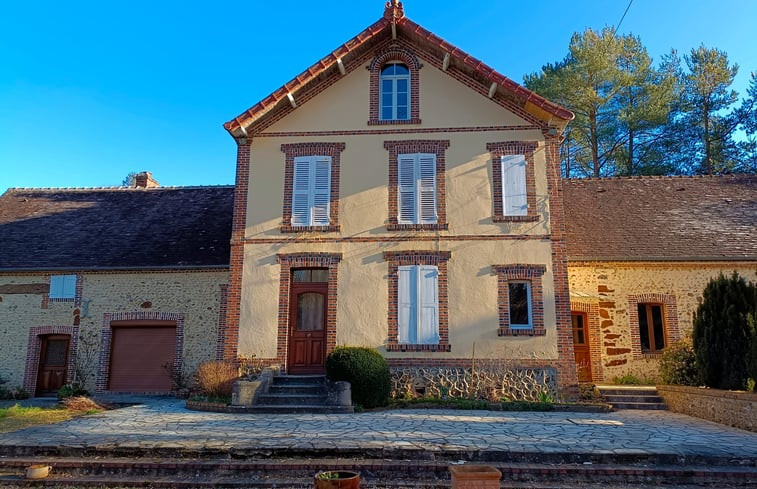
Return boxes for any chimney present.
[134,171,160,188]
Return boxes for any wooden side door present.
[571,312,592,382]
[36,335,70,395]
[288,282,327,374]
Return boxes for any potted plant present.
[314,470,360,489]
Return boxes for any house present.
[218,0,578,398]
[564,175,757,383]
[0,176,233,396]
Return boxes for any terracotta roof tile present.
[0,186,234,270]
[564,175,757,261]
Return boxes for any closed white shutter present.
[502,154,527,216]
[311,156,331,226]
[417,153,437,224]
[292,157,312,226]
[292,156,331,226]
[418,265,439,344]
[397,154,417,224]
[397,266,415,344]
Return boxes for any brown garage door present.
[108,323,176,392]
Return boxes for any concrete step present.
[0,457,754,487]
[268,384,326,395]
[596,385,667,410]
[255,393,329,406]
[596,386,659,396]
[602,394,665,404]
[610,402,668,410]
[271,375,326,385]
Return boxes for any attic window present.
[368,47,421,125]
[380,63,410,121]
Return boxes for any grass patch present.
[0,398,105,433]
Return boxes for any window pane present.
[508,283,530,326]
[651,305,665,350]
[396,78,408,92]
[638,304,650,352]
[292,270,310,282]
[381,65,395,75]
[296,293,324,331]
[381,79,393,92]
[311,269,329,282]
[393,64,409,75]
[382,93,393,106]
[381,107,393,120]
[44,339,68,367]
[572,314,585,344]
[396,106,408,120]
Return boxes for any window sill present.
[48,297,75,302]
[493,215,540,223]
[637,352,664,359]
[368,118,422,125]
[498,327,546,337]
[387,223,448,231]
[280,225,340,233]
[386,343,451,352]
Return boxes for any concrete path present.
[2,397,757,463]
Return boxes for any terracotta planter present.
[449,464,501,489]
[314,470,360,489]
[25,464,51,480]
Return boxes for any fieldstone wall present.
[391,364,558,402]
[657,385,757,433]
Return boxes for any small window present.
[49,275,77,300]
[638,303,666,353]
[398,265,439,344]
[397,153,437,224]
[501,154,528,216]
[380,64,410,121]
[292,269,329,283]
[292,156,331,227]
[508,282,532,329]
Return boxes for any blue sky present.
[2,1,755,193]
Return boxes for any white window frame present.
[379,63,410,121]
[398,265,439,344]
[49,274,77,300]
[508,280,533,329]
[501,154,528,216]
[291,155,332,227]
[397,153,437,225]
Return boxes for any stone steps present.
[252,375,353,413]
[596,385,667,411]
[0,456,754,488]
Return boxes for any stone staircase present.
[250,375,353,414]
[596,385,668,410]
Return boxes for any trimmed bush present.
[194,360,237,398]
[326,346,390,408]
[659,339,699,386]
[693,272,757,390]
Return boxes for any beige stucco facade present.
[568,262,757,382]
[0,270,227,393]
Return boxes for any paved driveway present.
[2,397,757,462]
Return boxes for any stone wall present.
[657,385,757,433]
[0,270,227,394]
[568,262,757,383]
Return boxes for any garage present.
[108,321,177,392]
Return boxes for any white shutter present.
[311,156,331,226]
[417,153,437,224]
[292,157,312,226]
[397,154,416,224]
[397,266,416,344]
[502,154,527,216]
[418,266,439,344]
[49,276,64,299]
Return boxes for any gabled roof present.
[564,175,757,262]
[0,186,234,271]
[223,1,573,137]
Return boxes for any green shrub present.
[612,374,642,385]
[693,273,757,390]
[57,384,88,399]
[326,346,390,408]
[659,339,699,386]
[747,314,757,391]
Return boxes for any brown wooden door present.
[108,324,176,392]
[36,335,70,395]
[288,283,327,374]
[571,312,592,382]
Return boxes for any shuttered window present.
[501,154,528,216]
[398,265,439,344]
[291,156,331,226]
[397,153,437,224]
[49,275,77,299]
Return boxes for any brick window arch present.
[368,47,421,125]
[628,293,680,357]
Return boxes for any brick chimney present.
[134,171,160,188]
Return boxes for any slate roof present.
[0,186,234,270]
[223,1,573,137]
[564,175,757,261]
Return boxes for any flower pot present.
[25,465,51,480]
[314,470,360,489]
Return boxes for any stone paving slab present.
[1,397,756,465]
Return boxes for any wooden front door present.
[36,335,70,395]
[571,312,592,382]
[288,280,328,374]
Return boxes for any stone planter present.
[449,464,501,489]
[314,470,360,489]
[25,464,51,480]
